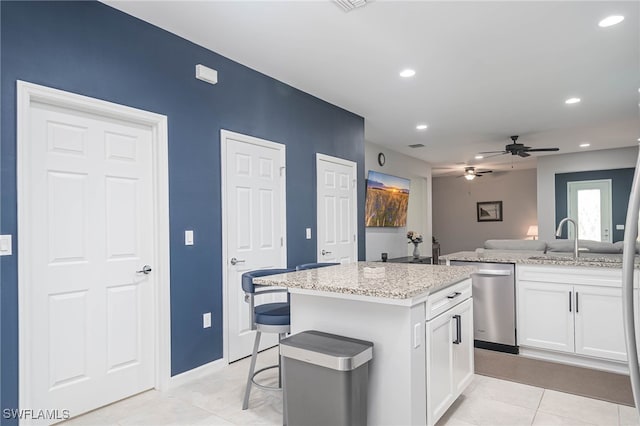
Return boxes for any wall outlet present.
[203,312,211,328]
[306,228,312,239]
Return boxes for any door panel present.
[574,285,626,361]
[452,299,474,394]
[224,133,286,362]
[29,101,155,420]
[316,155,357,264]
[518,281,574,352]
[426,310,454,425]
[567,179,612,242]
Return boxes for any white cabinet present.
[426,298,473,426]
[574,285,626,361]
[518,281,574,352]
[517,266,627,363]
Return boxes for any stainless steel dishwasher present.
[450,261,518,354]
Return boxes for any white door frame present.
[16,81,172,414]
[315,153,358,262]
[220,129,287,363]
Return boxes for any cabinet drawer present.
[426,279,471,320]
[518,265,623,288]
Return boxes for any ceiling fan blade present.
[481,152,508,159]
[525,148,560,152]
[478,150,506,154]
[476,170,493,174]
[518,152,531,158]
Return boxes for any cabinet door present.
[452,299,474,395]
[518,281,574,353]
[426,309,454,426]
[574,285,626,361]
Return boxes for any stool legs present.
[242,331,262,410]
[278,332,286,388]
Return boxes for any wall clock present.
[377,152,386,166]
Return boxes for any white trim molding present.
[16,81,172,417]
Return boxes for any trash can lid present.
[280,330,373,371]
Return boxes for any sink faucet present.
[556,218,579,259]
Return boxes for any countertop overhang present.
[252,262,475,304]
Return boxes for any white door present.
[574,285,627,361]
[517,281,574,353]
[222,130,287,362]
[316,154,357,263]
[567,179,612,242]
[26,100,155,419]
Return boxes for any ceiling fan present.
[480,135,560,158]
[459,166,492,181]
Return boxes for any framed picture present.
[477,201,503,222]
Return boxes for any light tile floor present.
[63,348,639,426]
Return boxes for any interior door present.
[27,101,155,420]
[316,154,357,264]
[567,179,612,242]
[222,131,287,362]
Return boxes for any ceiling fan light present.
[464,174,475,181]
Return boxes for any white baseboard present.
[167,358,228,389]
[519,347,629,375]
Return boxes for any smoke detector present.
[334,0,368,12]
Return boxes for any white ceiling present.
[104,1,640,175]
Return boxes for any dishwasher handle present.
[473,269,512,276]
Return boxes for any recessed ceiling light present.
[400,69,416,78]
[579,143,590,148]
[416,124,428,130]
[475,155,484,160]
[565,97,581,104]
[598,15,624,28]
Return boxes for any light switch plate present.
[0,235,12,256]
[616,224,625,230]
[306,228,312,239]
[185,230,194,246]
[203,312,212,328]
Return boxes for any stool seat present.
[255,303,290,326]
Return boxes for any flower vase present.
[413,242,420,259]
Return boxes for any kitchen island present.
[254,262,475,426]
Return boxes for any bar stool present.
[295,262,340,271]
[241,268,295,410]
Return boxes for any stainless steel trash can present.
[280,330,373,426]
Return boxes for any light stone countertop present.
[252,261,475,300]
[441,250,640,269]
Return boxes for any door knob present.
[136,265,152,274]
[230,257,245,266]
[321,250,332,256]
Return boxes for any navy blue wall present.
[555,168,634,241]
[0,1,365,418]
